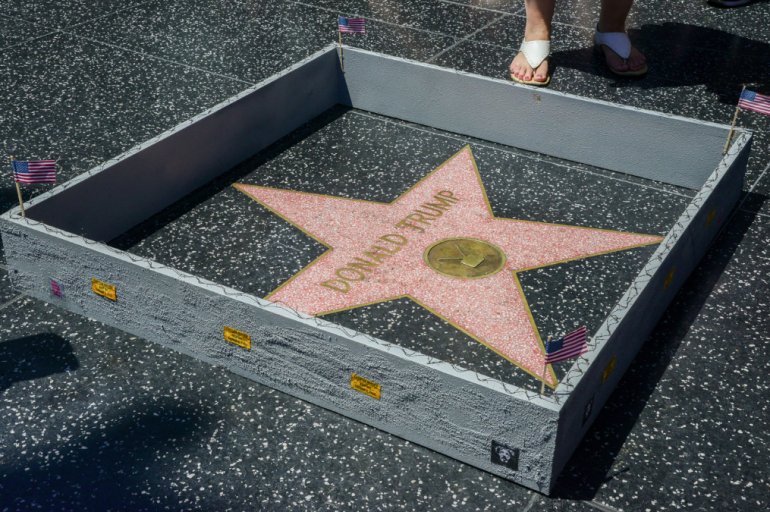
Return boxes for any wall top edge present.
[339,45,737,132]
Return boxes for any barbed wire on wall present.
[553,133,745,402]
[3,111,749,408]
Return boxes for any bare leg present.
[597,0,646,72]
[509,0,555,83]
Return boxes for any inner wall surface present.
[341,49,729,190]
[110,106,694,393]
[25,48,344,242]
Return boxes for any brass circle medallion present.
[424,238,506,279]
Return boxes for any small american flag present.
[738,89,770,116]
[12,159,57,184]
[545,326,588,364]
[51,279,62,298]
[338,16,366,34]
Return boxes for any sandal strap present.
[594,30,631,59]
[518,40,550,69]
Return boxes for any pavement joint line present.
[0,29,62,53]
[59,0,158,31]
[63,33,254,86]
[510,12,595,34]
[350,110,697,199]
[521,492,541,512]
[745,160,770,196]
[735,160,770,214]
[438,0,524,17]
[0,294,24,312]
[586,500,623,512]
[427,13,508,63]
[290,0,461,40]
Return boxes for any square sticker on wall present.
[491,441,519,471]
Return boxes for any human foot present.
[594,30,647,76]
[509,40,551,86]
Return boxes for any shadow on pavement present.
[550,207,757,499]
[555,22,770,104]
[0,333,80,393]
[0,397,217,510]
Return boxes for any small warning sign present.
[705,208,717,227]
[602,355,617,383]
[224,326,251,350]
[91,278,117,301]
[663,267,676,289]
[350,373,381,400]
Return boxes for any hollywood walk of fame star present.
[234,146,662,387]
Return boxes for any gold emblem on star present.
[424,238,506,279]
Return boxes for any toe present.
[628,47,647,71]
[603,46,628,72]
[510,53,534,81]
[509,59,518,75]
[533,61,548,82]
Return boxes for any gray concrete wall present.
[24,46,345,242]
[0,218,559,492]
[341,47,731,190]
[2,46,752,493]
[549,131,751,487]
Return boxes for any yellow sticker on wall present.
[224,326,251,350]
[663,267,676,290]
[601,355,617,383]
[705,208,717,227]
[350,373,381,400]
[91,278,117,301]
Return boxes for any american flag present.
[12,159,57,184]
[338,16,366,34]
[738,89,770,116]
[544,326,588,364]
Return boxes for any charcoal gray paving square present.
[0,0,148,28]
[0,32,245,214]
[72,0,455,82]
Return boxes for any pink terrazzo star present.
[235,146,662,386]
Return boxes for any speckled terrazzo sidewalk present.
[1,0,770,510]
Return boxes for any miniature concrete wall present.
[341,47,730,190]
[25,47,346,242]
[0,220,560,492]
[1,45,753,494]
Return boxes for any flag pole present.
[540,336,551,396]
[337,21,345,72]
[10,156,25,218]
[723,85,746,155]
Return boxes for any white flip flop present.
[510,39,551,86]
[594,29,648,77]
